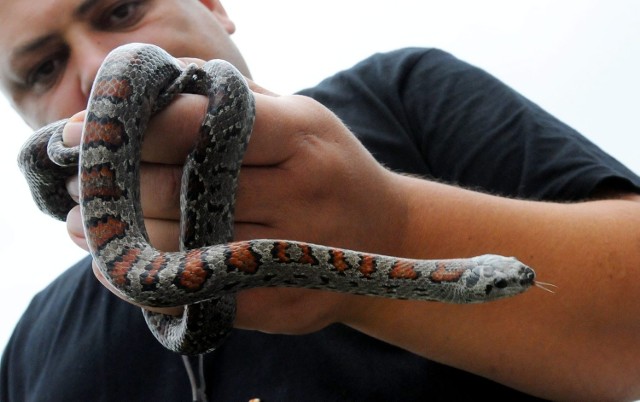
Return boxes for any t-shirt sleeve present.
[300,48,640,201]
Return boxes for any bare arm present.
[341,174,640,400]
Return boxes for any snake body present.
[18,44,535,355]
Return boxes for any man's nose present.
[68,33,126,99]
[76,47,109,98]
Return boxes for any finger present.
[61,111,86,146]
[62,94,207,165]
[67,160,183,221]
[68,167,182,250]
[67,202,180,252]
[176,58,273,97]
[66,206,90,251]
[142,83,281,164]
[242,93,334,167]
[66,175,79,203]
[234,165,295,225]
[176,57,206,68]
[143,94,208,163]
[245,78,280,97]
[64,80,280,167]
[144,218,181,251]
[139,162,183,220]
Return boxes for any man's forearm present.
[343,173,640,400]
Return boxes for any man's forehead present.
[0,0,75,82]
[0,1,59,58]
[0,0,95,54]
[0,1,43,88]
[0,0,79,122]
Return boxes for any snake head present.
[464,255,535,302]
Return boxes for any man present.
[2,0,640,400]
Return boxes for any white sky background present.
[1,0,639,352]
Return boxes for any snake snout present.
[491,262,535,290]
[520,265,536,286]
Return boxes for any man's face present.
[0,0,249,128]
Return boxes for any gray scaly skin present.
[18,43,535,355]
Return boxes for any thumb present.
[246,78,280,97]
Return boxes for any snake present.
[18,43,536,356]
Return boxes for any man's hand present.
[64,75,404,334]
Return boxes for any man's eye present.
[100,1,144,29]
[27,55,66,91]
[111,3,135,23]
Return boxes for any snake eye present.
[494,278,508,289]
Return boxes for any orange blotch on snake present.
[110,248,141,286]
[83,120,126,148]
[273,241,290,263]
[330,249,350,272]
[358,255,376,278]
[93,77,132,100]
[87,215,128,250]
[429,262,465,283]
[226,242,259,274]
[81,165,122,200]
[389,260,419,280]
[177,249,209,290]
[142,254,167,286]
[296,243,318,265]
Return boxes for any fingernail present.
[66,176,79,201]
[62,112,85,146]
[66,205,84,238]
[69,110,86,122]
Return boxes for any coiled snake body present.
[19,44,535,355]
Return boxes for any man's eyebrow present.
[74,0,101,18]
[11,34,58,65]
[10,0,101,65]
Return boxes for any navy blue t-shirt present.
[2,48,639,401]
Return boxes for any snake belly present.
[18,43,536,355]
